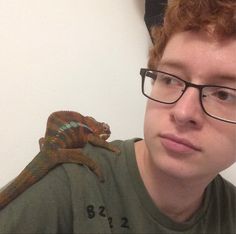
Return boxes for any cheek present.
[206,126,236,170]
[143,101,166,139]
[144,102,156,138]
[218,126,236,158]
[223,131,236,163]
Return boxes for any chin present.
[149,148,210,181]
[158,161,198,180]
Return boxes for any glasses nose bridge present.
[183,80,203,95]
[178,80,204,106]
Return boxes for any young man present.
[0,0,235,233]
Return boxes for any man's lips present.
[159,133,202,153]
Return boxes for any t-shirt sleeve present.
[0,165,73,234]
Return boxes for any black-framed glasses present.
[140,68,236,124]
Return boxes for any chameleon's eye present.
[102,123,110,132]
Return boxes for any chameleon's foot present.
[93,167,105,183]
[88,134,121,155]
[57,149,105,182]
[108,144,120,154]
[114,147,120,154]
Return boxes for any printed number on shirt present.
[86,204,130,229]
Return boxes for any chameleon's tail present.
[0,149,104,210]
[0,152,55,210]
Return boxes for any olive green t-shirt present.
[0,139,235,234]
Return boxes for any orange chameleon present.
[0,111,120,210]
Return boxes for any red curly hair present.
[148,0,236,69]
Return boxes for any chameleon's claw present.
[93,167,105,183]
[99,133,110,140]
[110,146,121,155]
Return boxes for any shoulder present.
[62,138,140,183]
[209,175,236,221]
[82,138,138,159]
[1,164,73,211]
[0,165,73,233]
[212,175,236,199]
[212,175,236,202]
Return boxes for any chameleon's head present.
[85,116,111,140]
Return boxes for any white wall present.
[0,0,235,188]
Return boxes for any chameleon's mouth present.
[99,133,110,140]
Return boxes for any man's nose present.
[170,88,205,128]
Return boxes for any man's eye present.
[158,75,181,86]
[161,77,173,84]
[216,91,230,100]
[212,89,236,103]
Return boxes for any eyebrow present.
[158,60,236,85]
[158,60,188,71]
[214,74,236,84]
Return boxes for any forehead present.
[159,31,236,84]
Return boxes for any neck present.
[135,140,213,223]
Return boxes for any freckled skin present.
[0,111,120,210]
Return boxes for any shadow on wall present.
[133,0,145,18]
[134,0,168,42]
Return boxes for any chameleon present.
[0,110,120,210]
